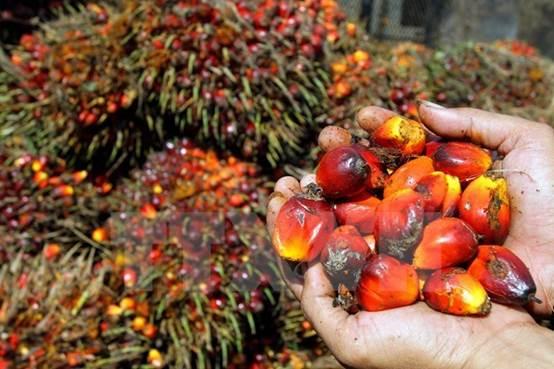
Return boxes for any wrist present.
[467,322,554,369]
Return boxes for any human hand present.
[266,104,554,369]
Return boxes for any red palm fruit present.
[431,142,492,182]
[333,194,381,235]
[372,116,426,155]
[468,246,538,305]
[321,225,372,289]
[374,189,425,260]
[459,174,510,244]
[357,254,419,311]
[425,141,442,157]
[353,144,388,189]
[316,145,369,198]
[423,268,491,316]
[272,195,335,262]
[384,156,434,198]
[415,171,461,217]
[412,218,478,270]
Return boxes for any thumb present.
[418,102,540,154]
[300,264,351,353]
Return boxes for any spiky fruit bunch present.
[3,3,158,173]
[99,139,278,368]
[0,151,110,259]
[1,0,357,170]
[132,0,344,165]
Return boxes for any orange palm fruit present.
[357,254,419,311]
[92,227,109,242]
[384,156,434,198]
[147,349,163,368]
[53,184,75,197]
[459,174,510,243]
[140,203,158,219]
[423,268,491,316]
[273,195,336,262]
[374,189,425,260]
[468,246,538,305]
[71,170,88,184]
[321,225,372,289]
[43,243,61,261]
[412,218,478,270]
[373,115,426,155]
[430,142,492,182]
[415,171,461,217]
[353,144,388,189]
[333,194,381,235]
[316,145,370,198]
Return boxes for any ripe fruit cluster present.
[2,0,357,170]
[101,139,278,368]
[134,0,345,165]
[273,115,539,316]
[0,141,280,369]
[0,151,110,258]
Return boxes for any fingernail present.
[417,100,446,110]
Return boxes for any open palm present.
[266,104,554,369]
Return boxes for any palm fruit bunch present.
[273,116,540,316]
[0,150,110,260]
[0,0,358,170]
[425,43,553,122]
[2,3,155,174]
[91,139,280,368]
[131,0,342,166]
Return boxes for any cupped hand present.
[266,104,554,369]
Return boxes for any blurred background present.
[2,0,553,57]
[342,0,554,58]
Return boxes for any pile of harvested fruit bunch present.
[97,139,279,368]
[273,114,539,316]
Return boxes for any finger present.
[300,173,317,192]
[417,102,544,153]
[356,106,396,132]
[300,264,350,350]
[274,176,300,199]
[266,192,286,235]
[318,126,352,152]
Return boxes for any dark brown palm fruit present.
[321,225,372,289]
[374,189,425,261]
[468,246,539,305]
